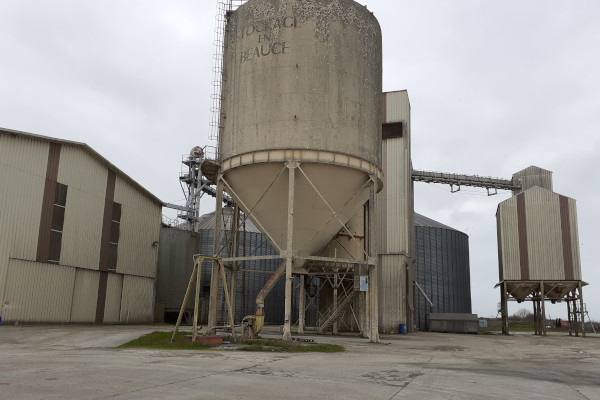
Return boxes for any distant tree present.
[512,308,533,321]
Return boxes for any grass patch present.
[119,332,344,353]
[508,321,535,332]
[119,331,214,350]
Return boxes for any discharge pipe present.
[241,261,286,338]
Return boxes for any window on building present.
[48,183,68,264]
[108,202,121,270]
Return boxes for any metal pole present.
[219,261,236,341]
[298,275,306,334]
[501,281,509,335]
[230,205,240,324]
[567,295,573,336]
[192,257,202,342]
[578,282,585,338]
[368,177,380,343]
[208,177,224,330]
[333,270,339,335]
[283,162,296,341]
[171,260,198,342]
[541,281,546,336]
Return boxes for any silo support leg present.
[283,162,297,341]
[298,275,306,334]
[501,281,509,335]
[367,178,380,343]
[208,179,224,330]
[579,282,585,337]
[541,281,546,336]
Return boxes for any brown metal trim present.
[95,170,116,324]
[99,171,116,271]
[516,193,530,280]
[36,143,61,262]
[95,271,108,323]
[382,92,387,123]
[559,195,574,280]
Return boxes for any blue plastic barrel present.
[399,323,406,334]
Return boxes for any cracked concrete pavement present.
[0,325,599,399]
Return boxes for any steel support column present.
[367,178,380,343]
[230,204,240,324]
[298,275,306,334]
[282,162,297,341]
[579,282,585,337]
[541,281,546,336]
[501,281,509,335]
[208,178,224,330]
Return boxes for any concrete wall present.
[220,0,382,167]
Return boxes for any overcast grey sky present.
[1,0,599,321]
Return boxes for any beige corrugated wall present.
[497,186,582,281]
[0,134,48,314]
[3,259,76,322]
[57,146,107,270]
[525,188,563,280]
[497,197,521,280]
[568,199,582,280]
[70,269,99,322]
[119,275,154,323]
[114,177,161,278]
[1,132,162,323]
[376,90,415,332]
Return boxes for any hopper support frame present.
[207,161,381,342]
[497,280,588,336]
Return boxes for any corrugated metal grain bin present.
[0,127,161,324]
[156,211,319,326]
[415,213,472,331]
[497,186,581,282]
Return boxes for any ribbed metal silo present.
[414,213,472,331]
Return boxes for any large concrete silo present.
[209,0,383,340]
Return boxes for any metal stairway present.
[318,290,357,333]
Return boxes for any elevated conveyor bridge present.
[412,169,520,195]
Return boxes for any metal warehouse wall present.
[376,90,416,333]
[415,216,472,331]
[0,129,161,324]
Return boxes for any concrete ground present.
[0,325,599,399]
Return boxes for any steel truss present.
[496,280,588,336]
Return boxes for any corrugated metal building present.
[497,185,581,282]
[414,213,472,331]
[377,90,416,333]
[0,127,162,324]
